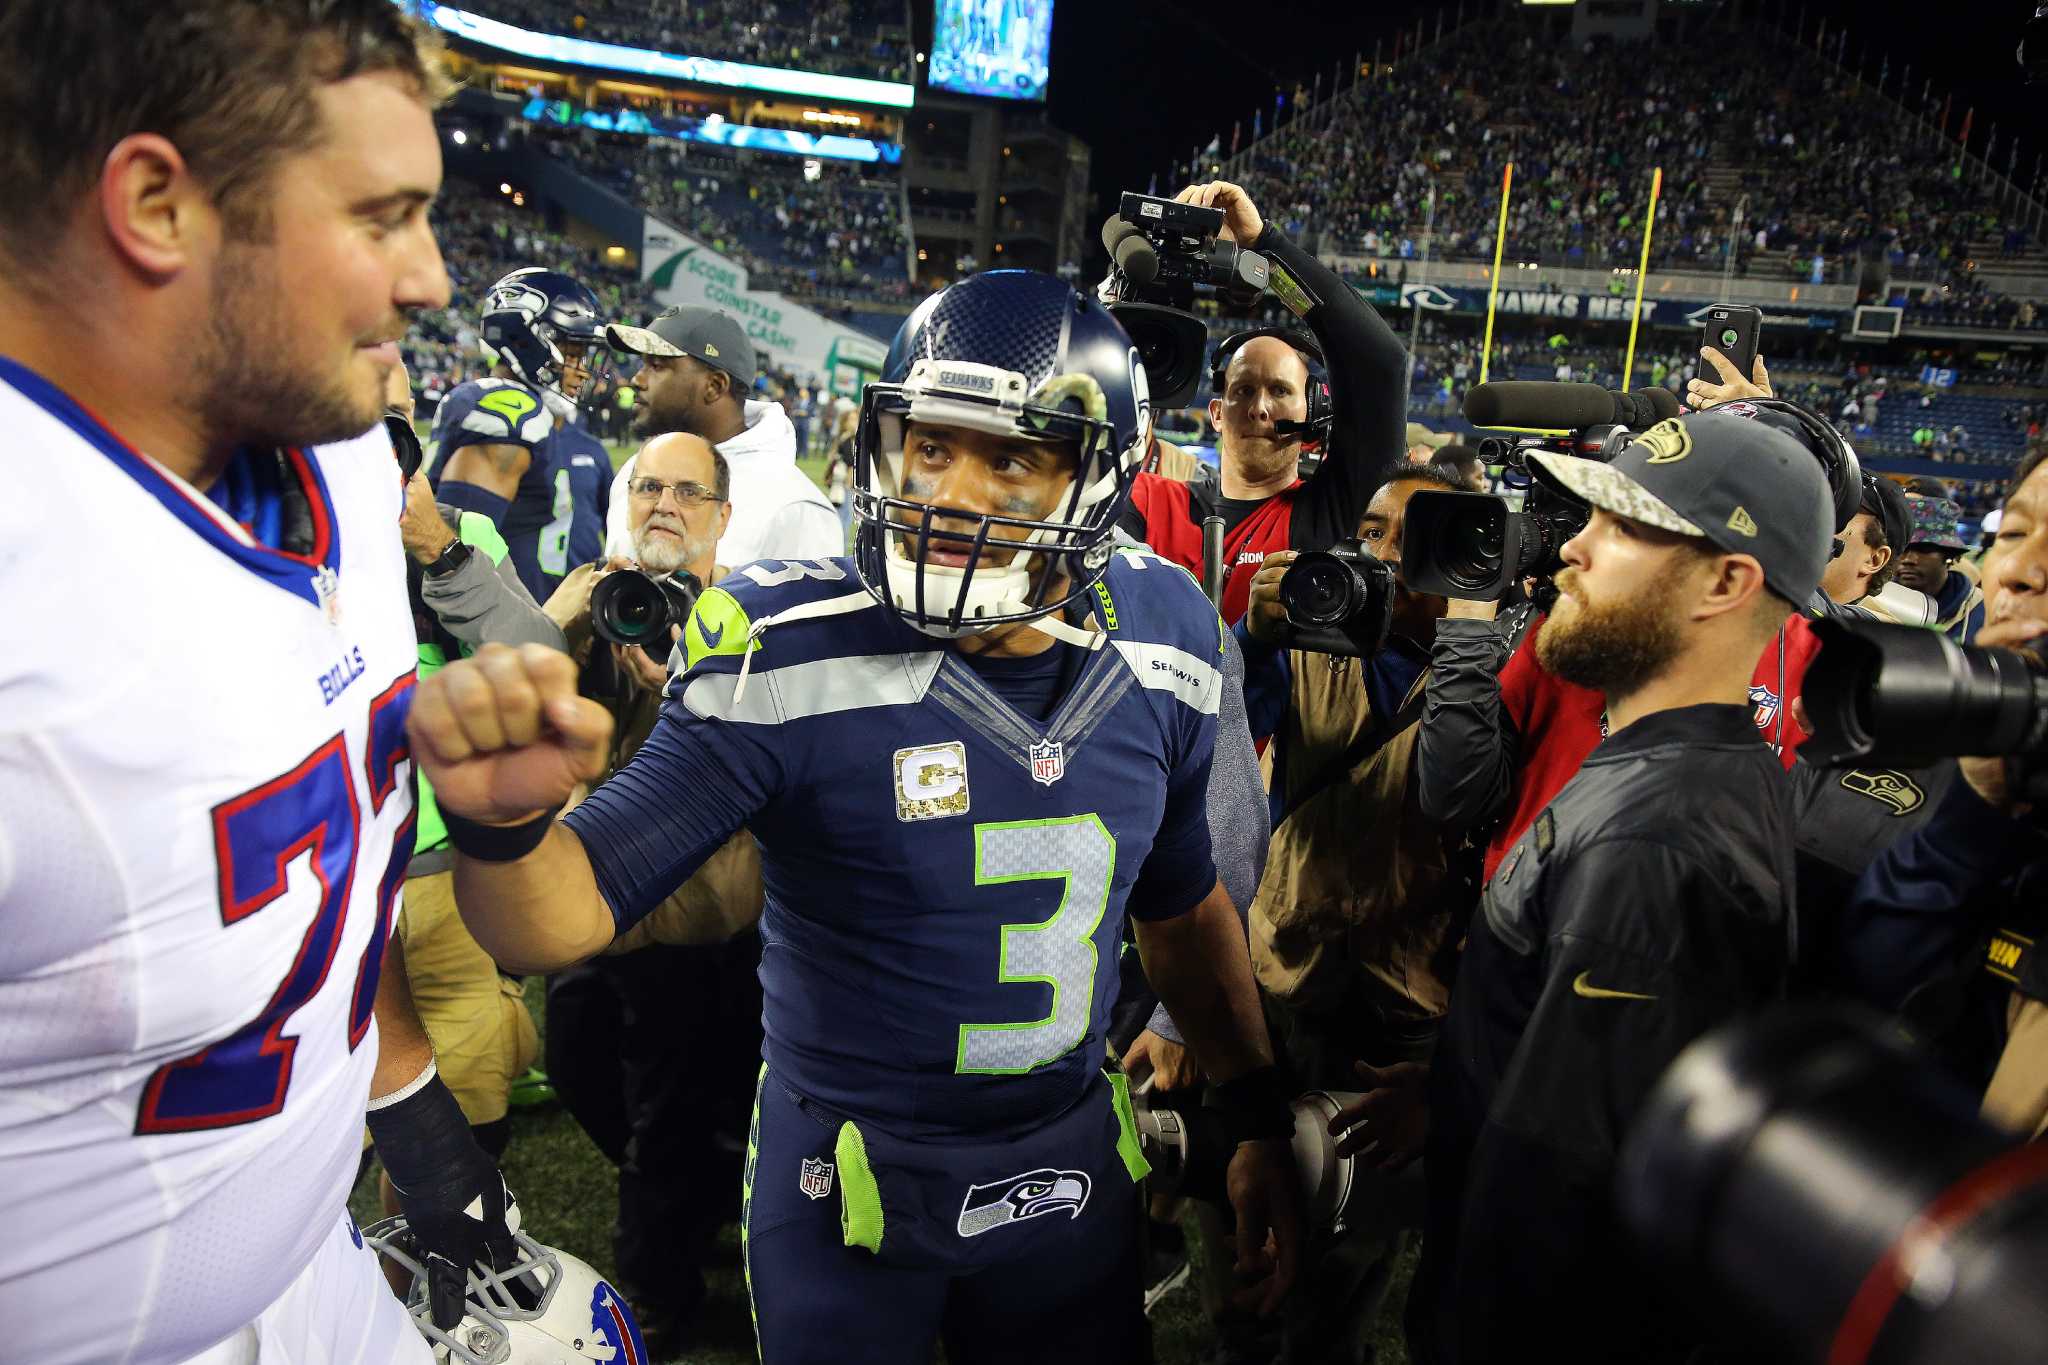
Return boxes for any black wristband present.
[424,538,473,578]
[1214,1064,1296,1144]
[442,808,557,862]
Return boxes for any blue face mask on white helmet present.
[851,270,1152,639]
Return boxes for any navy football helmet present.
[852,270,1152,637]
[478,267,607,402]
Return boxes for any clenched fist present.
[408,643,614,825]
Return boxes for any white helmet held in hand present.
[363,1214,646,1365]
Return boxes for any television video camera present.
[1801,618,2048,805]
[1100,191,1271,409]
[1400,381,1681,603]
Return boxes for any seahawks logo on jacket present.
[956,1168,1091,1238]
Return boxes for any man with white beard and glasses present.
[1403,412,1834,1364]
[541,429,752,1351]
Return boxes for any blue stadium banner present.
[411,1,917,108]
[521,98,903,165]
[1362,279,1846,331]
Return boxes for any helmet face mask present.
[363,1216,646,1365]
[852,272,1151,638]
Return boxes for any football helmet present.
[478,268,608,415]
[852,269,1152,637]
[363,1213,646,1365]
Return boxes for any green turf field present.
[381,427,1418,1361]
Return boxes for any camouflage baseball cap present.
[1529,410,1834,604]
[1902,492,1966,551]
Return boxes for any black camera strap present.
[1274,672,1430,829]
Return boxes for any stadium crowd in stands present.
[1232,13,2024,293]
[528,124,915,301]
[460,0,912,81]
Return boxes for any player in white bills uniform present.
[0,4,513,1362]
[0,383,429,1364]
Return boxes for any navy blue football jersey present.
[428,378,608,601]
[564,550,1225,1138]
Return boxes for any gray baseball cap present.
[607,306,757,389]
[1529,411,1834,604]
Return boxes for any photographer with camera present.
[1412,411,1834,1364]
[1228,464,1471,1362]
[1115,182,1408,624]
[536,428,764,1351]
[1820,449,2048,1139]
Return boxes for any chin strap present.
[1024,611,1107,650]
[731,590,879,705]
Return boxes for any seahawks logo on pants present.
[956,1168,1092,1238]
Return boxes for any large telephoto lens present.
[1401,490,1521,601]
[1803,620,2048,766]
[1619,1005,2048,1365]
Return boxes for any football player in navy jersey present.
[411,270,1303,1361]
[429,267,611,602]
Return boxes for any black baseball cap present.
[1860,474,1911,558]
[1529,411,1834,604]
[607,306,757,389]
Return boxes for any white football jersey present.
[0,357,420,1365]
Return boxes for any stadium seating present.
[529,124,913,301]
[403,178,663,391]
[455,0,913,83]
[1228,13,2034,296]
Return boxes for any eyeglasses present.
[628,477,721,507]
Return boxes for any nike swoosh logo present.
[1572,970,1656,1001]
[698,619,724,648]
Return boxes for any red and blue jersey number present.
[135,675,415,1135]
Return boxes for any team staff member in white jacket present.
[603,307,839,566]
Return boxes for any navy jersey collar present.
[0,353,342,607]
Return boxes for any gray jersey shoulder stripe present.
[683,650,941,725]
[1111,640,1222,716]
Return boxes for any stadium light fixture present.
[451,128,468,145]
[499,182,511,194]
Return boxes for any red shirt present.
[1127,472,1303,625]
[1480,611,1821,881]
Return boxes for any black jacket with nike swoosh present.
[1412,704,1795,1365]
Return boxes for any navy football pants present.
[742,1068,1149,1364]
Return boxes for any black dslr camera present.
[590,568,702,663]
[1276,540,1396,658]
[1099,192,1271,409]
[1801,618,2048,806]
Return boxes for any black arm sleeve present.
[1253,225,1408,550]
[1416,617,1520,833]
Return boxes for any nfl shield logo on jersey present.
[1028,738,1065,786]
[800,1157,834,1200]
[1748,682,1780,732]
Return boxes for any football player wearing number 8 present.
[413,270,1305,1361]
[428,266,613,603]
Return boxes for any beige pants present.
[396,871,539,1125]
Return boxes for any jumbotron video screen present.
[929,0,1054,101]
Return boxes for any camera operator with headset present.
[1825,448,2048,1139]
[1228,464,1473,1362]
[1117,182,1408,625]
